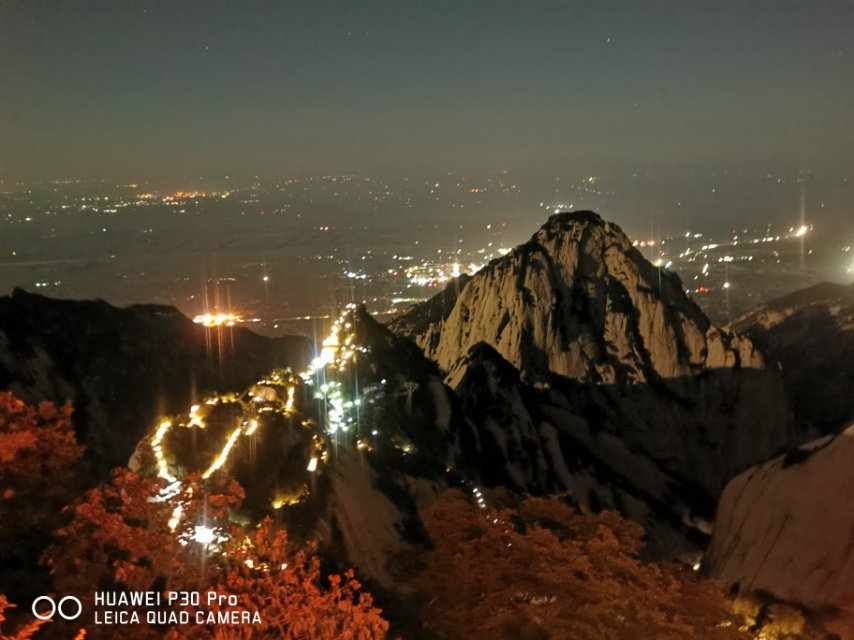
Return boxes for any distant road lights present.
[262,275,270,282]
[722,281,732,290]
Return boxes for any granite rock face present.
[392,211,763,386]
[705,426,854,631]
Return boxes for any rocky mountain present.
[705,425,854,634]
[0,288,311,477]
[391,211,796,507]
[391,211,764,386]
[730,281,854,434]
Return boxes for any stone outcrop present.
[705,426,854,633]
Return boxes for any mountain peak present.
[542,209,606,228]
[391,210,759,387]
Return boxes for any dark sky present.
[2,0,853,180]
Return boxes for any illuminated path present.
[148,304,370,540]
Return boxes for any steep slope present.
[0,288,311,476]
[388,273,471,355]
[730,282,854,434]
[391,211,762,386]
[705,426,854,634]
[392,211,795,500]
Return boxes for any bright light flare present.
[193,525,216,546]
[193,312,241,327]
[794,225,809,238]
[188,404,205,429]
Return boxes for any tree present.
[44,471,387,640]
[0,392,83,603]
[44,469,244,609]
[0,595,48,640]
[412,489,744,640]
[168,518,389,640]
[0,392,82,538]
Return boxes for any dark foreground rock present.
[705,425,854,634]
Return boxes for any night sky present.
[2,1,853,181]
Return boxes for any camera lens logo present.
[31,596,83,621]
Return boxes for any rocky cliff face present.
[730,282,854,434]
[0,288,311,477]
[705,426,854,633]
[391,211,763,387]
[392,212,795,503]
[452,343,710,557]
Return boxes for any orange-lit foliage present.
[414,489,742,640]
[166,518,388,640]
[44,471,387,640]
[0,595,48,640]
[0,392,82,542]
[44,469,244,603]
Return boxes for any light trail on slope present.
[146,305,372,547]
[299,304,371,435]
[202,425,244,479]
[147,368,303,540]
